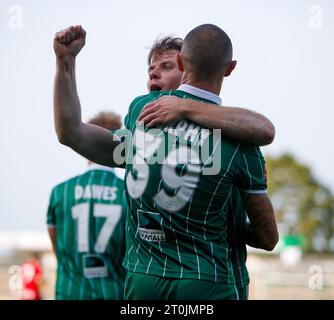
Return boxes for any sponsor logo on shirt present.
[137,209,166,242]
[138,227,166,242]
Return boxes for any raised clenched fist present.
[53,25,86,59]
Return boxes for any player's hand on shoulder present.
[53,25,86,59]
[139,96,186,128]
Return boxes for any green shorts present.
[237,286,249,300]
[124,271,239,300]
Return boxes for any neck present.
[181,72,223,96]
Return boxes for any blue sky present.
[0,0,333,230]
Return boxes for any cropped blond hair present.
[88,111,122,131]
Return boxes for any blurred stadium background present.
[1,238,333,300]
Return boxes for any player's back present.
[123,89,267,284]
[227,187,250,298]
[47,166,126,299]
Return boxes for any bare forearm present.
[183,102,275,146]
[54,57,82,144]
[242,193,279,251]
[245,220,278,251]
[48,227,57,253]
[244,221,272,249]
[53,58,123,167]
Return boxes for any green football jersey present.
[121,85,267,285]
[46,165,126,300]
[227,187,249,289]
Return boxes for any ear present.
[176,54,185,72]
[224,60,237,77]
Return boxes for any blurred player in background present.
[20,253,42,300]
[47,111,126,300]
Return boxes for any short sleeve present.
[235,144,267,194]
[46,187,59,227]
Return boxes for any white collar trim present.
[86,164,115,173]
[177,84,222,105]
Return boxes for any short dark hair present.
[88,111,122,131]
[147,36,183,65]
[182,24,233,81]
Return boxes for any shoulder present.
[51,174,82,193]
[174,89,217,104]
[128,93,159,112]
[126,92,169,128]
[96,169,124,186]
[125,93,150,128]
[238,142,263,158]
[220,137,261,155]
[130,93,151,104]
[172,90,196,100]
[219,134,243,153]
[128,91,176,111]
[217,137,256,170]
[111,173,125,189]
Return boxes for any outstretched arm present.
[138,96,275,146]
[53,25,123,167]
